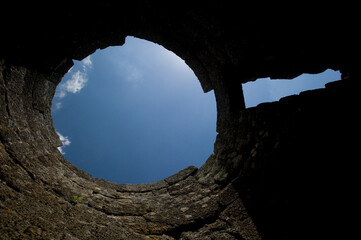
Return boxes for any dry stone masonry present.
[0,3,359,239]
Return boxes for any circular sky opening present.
[51,37,217,184]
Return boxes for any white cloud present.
[56,131,71,155]
[56,71,88,98]
[56,56,92,99]
[55,102,62,110]
[81,56,92,70]
[54,57,92,154]
[63,71,88,94]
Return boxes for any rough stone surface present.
[0,3,359,240]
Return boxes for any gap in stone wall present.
[242,69,341,108]
[51,37,217,184]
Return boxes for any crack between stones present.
[10,155,36,181]
[2,65,13,118]
[93,191,130,200]
[0,176,22,193]
[86,202,146,218]
[114,166,198,194]
[4,145,36,181]
[3,89,11,117]
[162,204,227,239]
[162,195,244,239]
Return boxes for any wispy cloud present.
[56,131,71,155]
[56,56,92,99]
[57,71,88,98]
[54,102,62,110]
[81,56,92,69]
[53,57,92,153]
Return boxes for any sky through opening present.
[242,69,341,108]
[52,36,341,184]
[52,37,217,184]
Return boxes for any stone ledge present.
[112,166,198,193]
[164,166,198,185]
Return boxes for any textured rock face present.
[0,61,260,239]
[0,59,259,240]
[0,3,359,239]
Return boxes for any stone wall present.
[210,79,357,239]
[1,58,357,239]
[0,3,359,239]
[0,59,260,239]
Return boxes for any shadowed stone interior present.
[0,3,358,239]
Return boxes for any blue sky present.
[243,69,340,108]
[52,37,340,184]
[52,37,217,184]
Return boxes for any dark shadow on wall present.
[227,79,357,239]
[0,3,359,239]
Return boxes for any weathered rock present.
[0,3,358,239]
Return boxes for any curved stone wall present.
[0,3,358,239]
